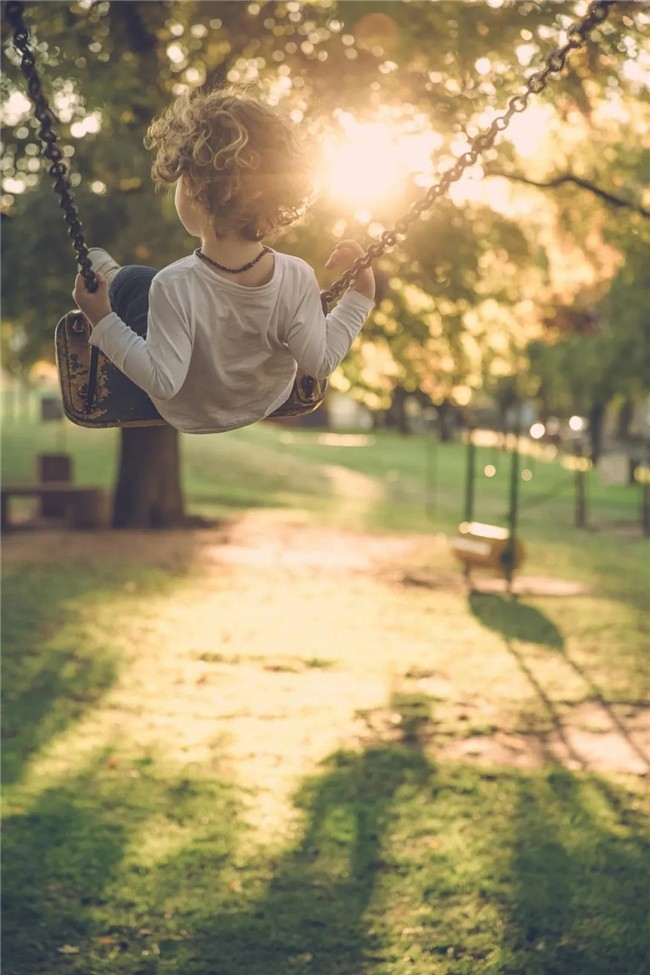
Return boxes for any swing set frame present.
[6,0,614,429]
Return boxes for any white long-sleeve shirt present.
[89,250,373,434]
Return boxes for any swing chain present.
[6,0,98,292]
[321,0,614,306]
[6,0,613,303]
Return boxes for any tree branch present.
[484,168,649,218]
[109,1,157,56]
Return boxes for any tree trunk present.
[113,426,185,528]
[437,399,456,442]
[390,386,411,435]
[588,402,606,464]
[617,399,634,440]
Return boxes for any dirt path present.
[4,513,648,832]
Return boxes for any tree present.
[2,1,647,521]
[526,218,650,460]
[3,1,195,526]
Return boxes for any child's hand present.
[72,272,112,327]
[325,239,366,270]
[325,240,375,301]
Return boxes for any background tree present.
[2,1,647,523]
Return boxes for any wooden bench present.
[1,483,109,530]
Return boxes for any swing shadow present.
[4,697,647,974]
[161,694,437,975]
[2,695,436,975]
[556,645,650,772]
[470,592,584,768]
[469,592,649,775]
[2,769,128,972]
[468,591,564,649]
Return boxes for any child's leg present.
[108,266,158,337]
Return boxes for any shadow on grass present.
[164,707,437,975]
[1,558,202,786]
[468,593,585,767]
[505,768,650,975]
[187,490,289,511]
[469,592,564,649]
[2,566,119,786]
[3,695,436,975]
[469,593,649,775]
[3,705,648,974]
[6,751,433,974]
[556,646,650,774]
[1,753,241,975]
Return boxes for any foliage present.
[526,216,650,426]
[1,0,648,418]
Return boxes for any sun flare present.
[320,111,442,213]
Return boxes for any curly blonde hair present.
[145,87,313,240]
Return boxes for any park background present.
[2,2,649,974]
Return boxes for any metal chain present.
[321,0,614,305]
[6,0,98,291]
[6,0,614,302]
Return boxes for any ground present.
[5,512,647,812]
[3,509,649,975]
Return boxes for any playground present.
[2,420,649,975]
[2,0,649,972]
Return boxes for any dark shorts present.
[109,265,158,337]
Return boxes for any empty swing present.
[6,0,615,430]
[450,428,526,587]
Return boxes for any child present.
[72,88,375,434]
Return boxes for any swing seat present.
[267,372,327,418]
[56,310,165,428]
[450,521,525,574]
[55,310,327,429]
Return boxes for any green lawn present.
[2,418,649,974]
[2,414,647,532]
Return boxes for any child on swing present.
[72,88,375,434]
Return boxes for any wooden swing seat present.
[450,521,525,574]
[55,310,327,429]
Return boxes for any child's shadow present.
[177,732,435,974]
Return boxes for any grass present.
[2,418,649,974]
[2,415,645,532]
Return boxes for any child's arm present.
[284,246,375,379]
[325,240,375,302]
[73,274,193,401]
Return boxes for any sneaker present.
[87,248,122,285]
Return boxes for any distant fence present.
[429,427,649,539]
[1,383,63,424]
